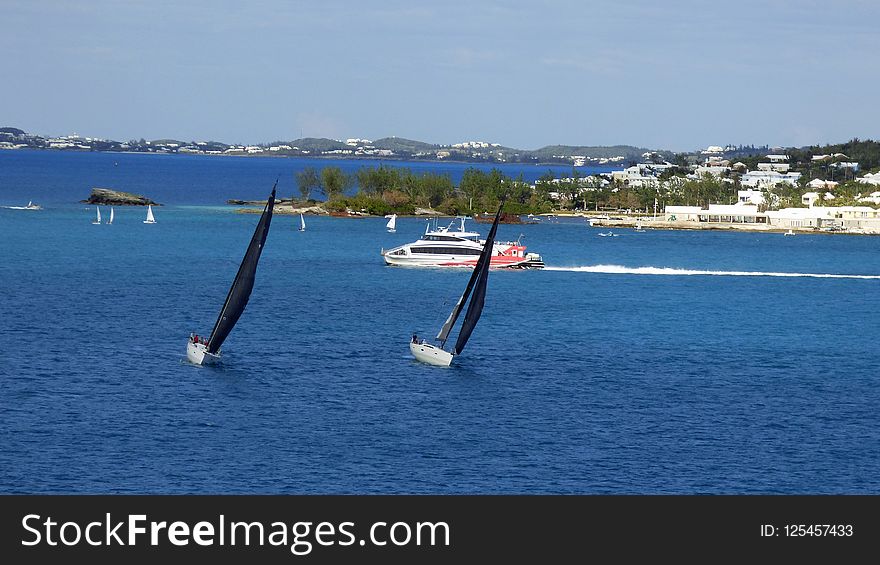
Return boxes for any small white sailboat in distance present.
[92,207,102,224]
[409,197,505,367]
[299,213,306,232]
[144,204,156,224]
[186,181,278,365]
[106,207,114,225]
[385,213,397,233]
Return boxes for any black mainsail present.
[206,182,276,354]
[435,197,506,354]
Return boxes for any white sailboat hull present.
[186,341,221,365]
[409,342,454,366]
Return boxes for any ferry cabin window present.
[424,235,467,242]
[410,247,481,255]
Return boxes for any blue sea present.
[1,149,878,494]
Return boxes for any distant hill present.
[532,144,669,161]
[372,137,440,153]
[285,137,349,151]
[36,124,878,168]
[0,127,26,136]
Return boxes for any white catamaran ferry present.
[381,216,544,269]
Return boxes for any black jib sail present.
[434,197,506,352]
[451,197,504,355]
[206,182,277,354]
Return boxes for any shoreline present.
[3,146,594,169]
[229,204,879,235]
[588,218,876,235]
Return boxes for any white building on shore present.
[801,191,835,207]
[856,172,880,186]
[858,191,880,205]
[611,163,676,188]
[737,189,765,206]
[757,154,791,173]
[764,206,880,232]
[691,156,731,179]
[740,170,802,188]
[807,178,839,190]
[665,204,763,223]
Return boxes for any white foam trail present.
[544,264,880,280]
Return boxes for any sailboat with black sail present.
[186,182,277,365]
[409,197,505,366]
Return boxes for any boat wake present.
[544,264,880,280]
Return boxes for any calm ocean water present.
[1,150,878,494]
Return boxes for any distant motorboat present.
[7,200,42,210]
[143,204,156,224]
[92,207,102,225]
[598,231,618,237]
[381,215,542,268]
[385,213,397,233]
[784,229,795,236]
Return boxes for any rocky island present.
[81,188,160,206]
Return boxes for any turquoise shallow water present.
[1,150,879,493]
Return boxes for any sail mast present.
[435,197,506,348]
[206,182,277,353]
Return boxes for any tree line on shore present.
[290,164,788,216]
[294,144,880,217]
[294,165,553,216]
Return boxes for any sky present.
[1,0,878,152]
